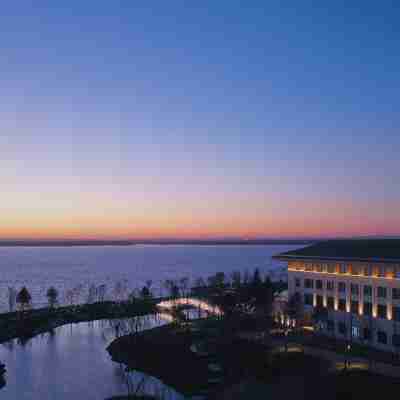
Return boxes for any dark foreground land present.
[0,299,158,344]
[108,317,400,400]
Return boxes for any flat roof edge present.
[273,254,400,264]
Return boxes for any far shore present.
[0,239,313,247]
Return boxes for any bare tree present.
[16,287,32,313]
[46,286,59,309]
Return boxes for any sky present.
[1,2,399,240]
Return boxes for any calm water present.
[0,244,299,310]
[0,244,302,399]
[0,315,184,400]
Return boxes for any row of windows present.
[324,321,400,346]
[297,278,400,299]
[303,292,400,321]
[292,262,400,278]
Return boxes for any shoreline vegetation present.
[0,239,312,247]
[0,298,158,344]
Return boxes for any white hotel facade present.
[275,240,400,352]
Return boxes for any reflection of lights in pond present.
[157,298,223,316]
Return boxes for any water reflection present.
[0,315,184,400]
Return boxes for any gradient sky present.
[1,2,399,239]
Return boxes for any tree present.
[230,270,242,289]
[286,292,303,330]
[16,287,32,312]
[164,279,180,299]
[46,286,59,309]
[252,268,262,287]
[140,285,152,299]
[179,277,190,298]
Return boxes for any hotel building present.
[275,240,400,352]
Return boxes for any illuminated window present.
[327,264,335,273]
[316,264,323,272]
[351,301,359,314]
[316,295,323,308]
[338,299,346,312]
[339,264,347,274]
[305,264,313,272]
[352,326,360,338]
[363,265,372,276]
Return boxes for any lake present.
[0,244,301,311]
[0,315,185,400]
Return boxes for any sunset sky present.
[1,2,399,240]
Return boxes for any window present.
[316,280,323,290]
[363,328,372,341]
[393,334,400,347]
[363,285,372,296]
[351,301,359,314]
[377,287,387,299]
[377,331,387,344]
[305,279,314,289]
[363,265,372,276]
[327,297,334,309]
[352,326,360,338]
[392,306,400,321]
[338,322,346,335]
[377,304,387,319]
[316,264,323,272]
[304,294,313,306]
[327,264,335,273]
[392,288,400,300]
[327,320,334,331]
[351,265,360,275]
[338,282,346,293]
[377,266,385,277]
[338,299,346,312]
[316,295,323,308]
[305,264,313,272]
[350,284,359,295]
[339,264,347,274]
[295,278,301,288]
[326,281,334,291]
[363,302,372,316]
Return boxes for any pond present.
[0,315,185,400]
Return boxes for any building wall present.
[287,260,400,352]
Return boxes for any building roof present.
[274,239,400,263]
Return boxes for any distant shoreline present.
[0,239,313,247]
